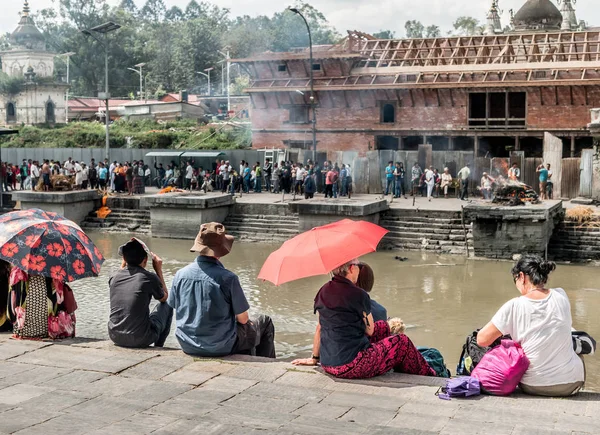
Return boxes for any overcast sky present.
[1,0,598,38]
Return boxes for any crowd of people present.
[1,156,555,203]
[0,157,150,195]
[384,161,472,201]
[208,159,353,199]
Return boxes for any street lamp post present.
[127,62,146,101]
[197,67,214,96]
[289,8,317,163]
[56,52,75,123]
[82,22,121,163]
[218,49,231,114]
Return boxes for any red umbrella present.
[0,209,105,282]
[258,219,388,286]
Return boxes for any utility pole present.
[197,67,214,96]
[82,22,121,163]
[290,8,317,162]
[219,49,231,114]
[127,63,146,101]
[56,52,75,123]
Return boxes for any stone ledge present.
[464,200,563,221]
[10,190,101,204]
[289,198,389,216]
[141,193,235,209]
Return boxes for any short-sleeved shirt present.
[314,276,371,367]
[186,165,194,179]
[491,288,584,387]
[325,170,336,185]
[98,167,108,180]
[370,299,388,323]
[538,168,549,183]
[168,256,250,357]
[385,166,394,179]
[108,266,165,348]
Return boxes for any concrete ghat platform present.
[464,200,564,259]
[9,190,101,225]
[0,336,598,435]
[142,193,235,239]
[289,198,389,232]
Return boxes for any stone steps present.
[548,220,600,261]
[223,213,300,243]
[81,207,151,234]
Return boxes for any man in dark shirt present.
[108,238,173,348]
[168,223,275,358]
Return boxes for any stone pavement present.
[0,336,598,435]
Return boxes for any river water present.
[75,232,600,391]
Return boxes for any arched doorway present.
[46,101,55,124]
[6,103,16,123]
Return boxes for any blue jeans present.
[385,178,394,195]
[332,183,338,198]
[340,178,347,196]
[394,178,405,197]
[243,177,250,193]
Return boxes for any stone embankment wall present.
[379,209,472,255]
[549,219,600,262]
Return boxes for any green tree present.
[405,20,424,38]
[224,15,274,58]
[269,3,340,52]
[165,6,184,22]
[425,25,441,38]
[119,0,137,14]
[0,33,11,51]
[140,0,167,24]
[453,16,484,35]
[372,30,396,39]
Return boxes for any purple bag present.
[437,376,480,401]
[471,339,530,396]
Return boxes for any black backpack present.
[456,330,505,376]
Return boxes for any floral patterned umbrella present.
[0,209,104,282]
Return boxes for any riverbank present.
[0,335,599,435]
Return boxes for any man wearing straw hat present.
[168,223,276,358]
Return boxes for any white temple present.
[0,1,68,126]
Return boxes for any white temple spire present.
[485,0,503,35]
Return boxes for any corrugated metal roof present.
[145,151,184,157]
[181,151,226,158]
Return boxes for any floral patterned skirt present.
[8,268,76,340]
[322,320,435,380]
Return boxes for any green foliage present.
[405,20,425,38]
[453,16,484,36]
[0,120,251,150]
[426,25,441,38]
[0,72,24,96]
[33,0,340,98]
[372,30,396,40]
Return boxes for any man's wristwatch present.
[311,354,320,361]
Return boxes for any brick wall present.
[527,86,600,129]
[252,131,374,153]
[249,83,600,151]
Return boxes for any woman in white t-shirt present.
[477,256,585,397]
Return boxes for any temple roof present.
[10,1,45,50]
[513,0,563,30]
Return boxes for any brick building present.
[236,0,600,158]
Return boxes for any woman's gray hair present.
[331,260,357,277]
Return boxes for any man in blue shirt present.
[168,223,275,358]
[384,161,394,195]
